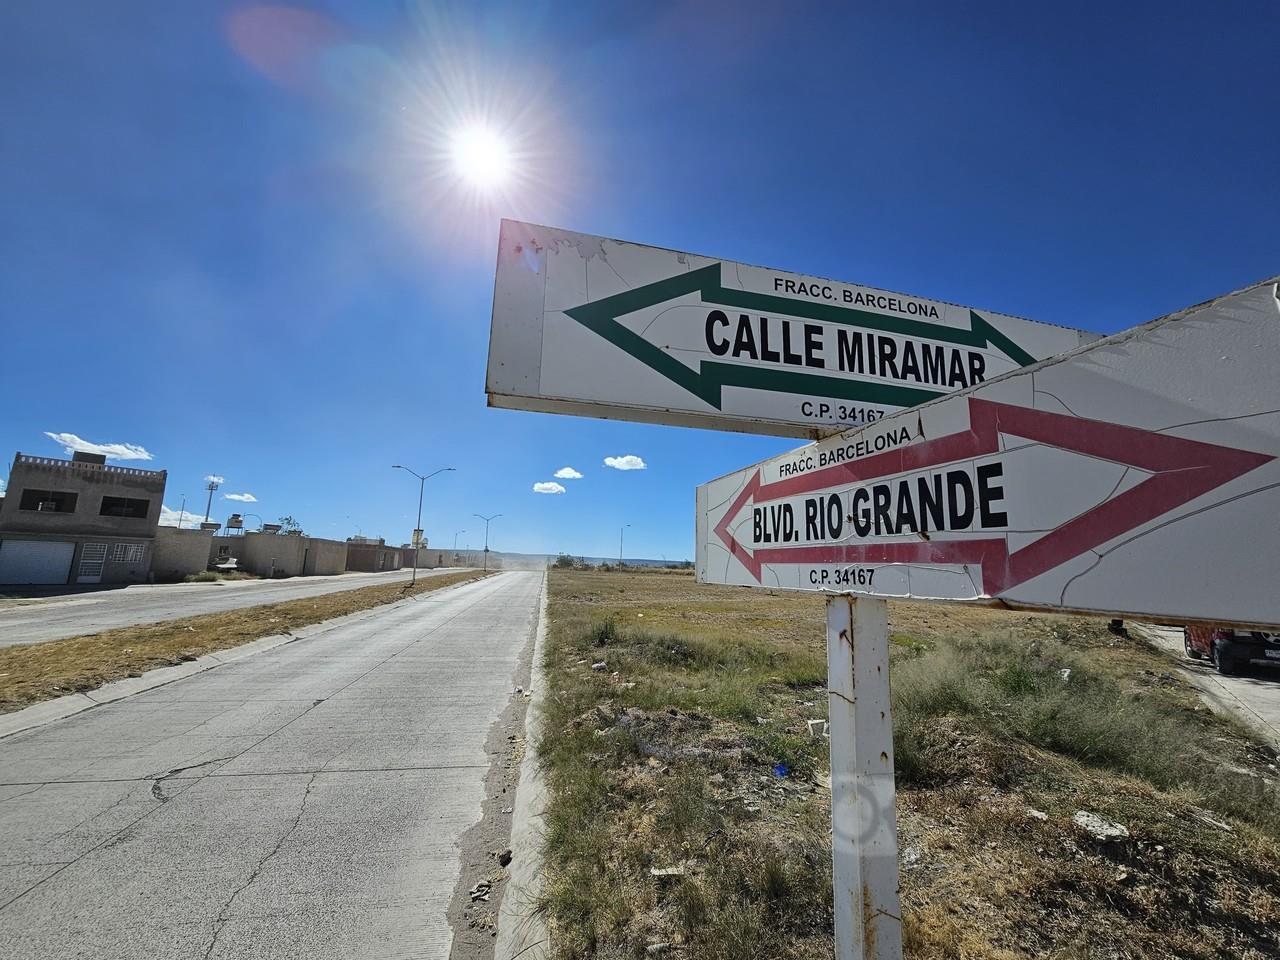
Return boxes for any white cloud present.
[159,504,204,527]
[44,432,153,461]
[554,466,583,479]
[532,481,567,494]
[205,475,225,484]
[604,455,646,471]
[224,492,258,503]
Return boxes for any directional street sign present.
[487,220,1097,437]
[486,217,1277,960]
[698,277,1280,629]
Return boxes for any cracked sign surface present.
[697,278,1280,628]
[487,220,1097,437]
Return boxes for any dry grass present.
[540,568,1280,959]
[0,570,488,712]
[182,570,259,582]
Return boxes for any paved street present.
[1137,623,1280,750]
[0,567,469,648]
[0,570,543,959]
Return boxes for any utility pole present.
[203,478,220,523]
[619,523,631,566]
[393,465,456,586]
[177,494,187,530]
[474,513,501,572]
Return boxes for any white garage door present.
[0,540,75,585]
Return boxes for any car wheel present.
[1184,634,1203,660]
[1213,641,1238,676]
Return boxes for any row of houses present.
[0,451,450,586]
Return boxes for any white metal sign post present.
[488,220,1096,438]
[698,277,1280,959]
[828,595,901,959]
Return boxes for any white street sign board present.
[487,220,1097,438]
[697,278,1280,629]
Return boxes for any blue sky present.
[2,2,1277,560]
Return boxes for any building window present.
[110,543,146,563]
[100,496,151,519]
[217,545,231,558]
[18,489,78,513]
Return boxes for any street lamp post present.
[453,530,465,550]
[392,465,456,586]
[619,523,631,567]
[203,478,220,523]
[177,494,187,530]
[473,514,501,573]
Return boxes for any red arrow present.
[714,398,1273,594]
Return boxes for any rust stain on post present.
[863,882,877,955]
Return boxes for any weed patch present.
[540,569,1280,958]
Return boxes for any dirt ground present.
[537,567,1280,960]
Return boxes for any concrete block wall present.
[152,527,215,581]
[210,533,348,578]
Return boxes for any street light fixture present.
[203,478,220,523]
[619,523,631,567]
[392,465,456,586]
[453,530,466,550]
[473,513,502,572]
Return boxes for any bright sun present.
[449,125,513,191]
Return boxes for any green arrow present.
[563,263,1038,411]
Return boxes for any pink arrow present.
[714,398,1273,594]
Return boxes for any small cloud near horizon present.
[45,431,153,461]
[159,504,202,527]
[604,455,646,471]
[553,466,583,479]
[533,481,567,494]
[224,492,258,503]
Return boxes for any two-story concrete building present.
[0,451,167,585]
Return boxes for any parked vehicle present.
[1184,625,1280,675]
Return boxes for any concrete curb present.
[0,574,493,742]
[494,572,551,960]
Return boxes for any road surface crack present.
[149,756,236,803]
[202,772,318,959]
[0,783,47,803]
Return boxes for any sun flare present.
[448,125,513,192]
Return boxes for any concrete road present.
[0,568,470,648]
[0,570,543,959]
[1137,623,1280,750]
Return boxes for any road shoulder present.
[1132,622,1280,751]
[447,572,550,960]
[494,574,550,960]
